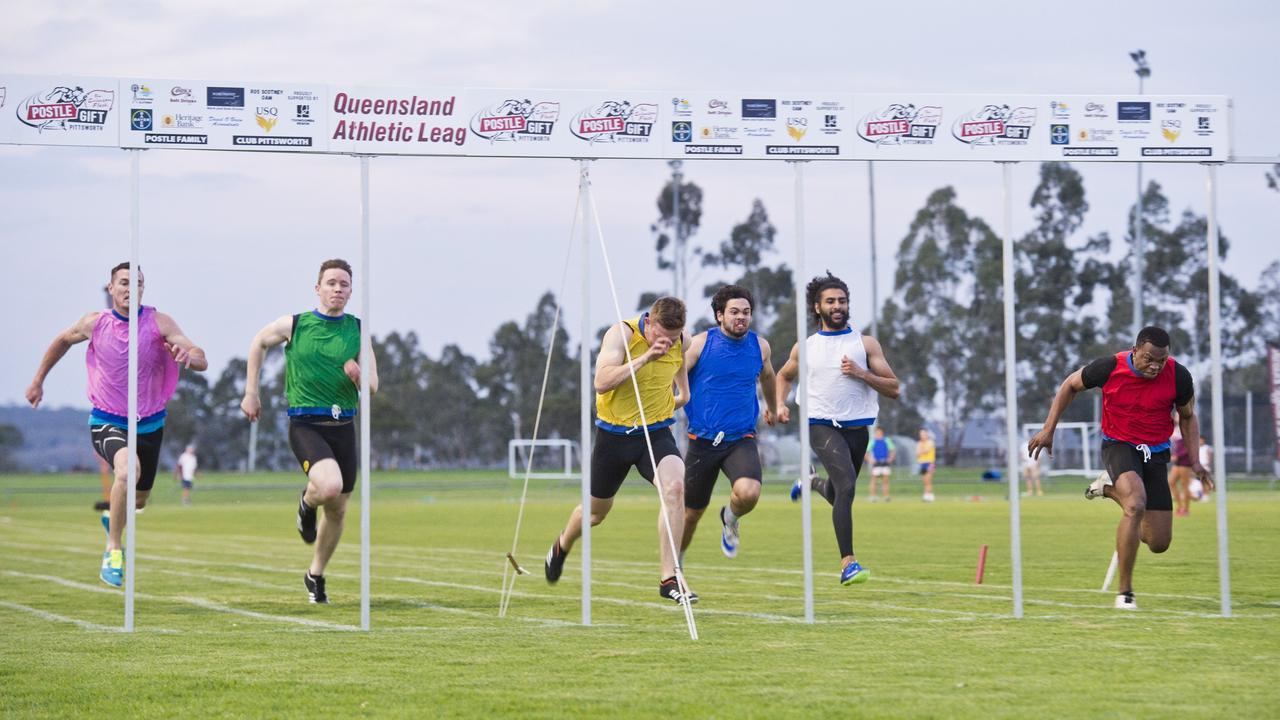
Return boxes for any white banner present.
[326,86,467,155]
[0,73,1234,162]
[118,79,329,152]
[0,74,120,147]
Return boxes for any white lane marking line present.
[0,599,122,632]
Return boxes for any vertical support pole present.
[358,155,373,631]
[1000,162,1024,619]
[791,161,815,625]
[1245,391,1253,475]
[867,161,879,339]
[125,148,141,632]
[578,160,593,627]
[247,420,258,473]
[1205,163,1232,618]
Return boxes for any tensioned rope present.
[497,174,582,619]
[584,173,699,641]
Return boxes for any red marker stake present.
[975,544,989,585]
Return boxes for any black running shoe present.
[544,538,568,584]
[659,577,696,605]
[304,572,328,604]
[297,492,317,544]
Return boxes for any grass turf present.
[1,468,1277,718]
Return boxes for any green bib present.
[285,311,361,418]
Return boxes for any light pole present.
[1130,49,1150,340]
[868,161,879,339]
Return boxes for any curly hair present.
[805,272,849,327]
[710,284,754,319]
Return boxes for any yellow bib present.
[596,316,682,430]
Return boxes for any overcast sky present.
[5,0,1279,410]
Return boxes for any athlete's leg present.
[681,506,706,553]
[560,496,613,554]
[1140,461,1173,552]
[654,455,686,580]
[105,446,152,551]
[922,464,935,497]
[680,439,721,553]
[882,468,891,500]
[305,458,347,576]
[1105,471,1148,595]
[728,476,761,517]
[811,425,858,563]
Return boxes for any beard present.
[820,309,847,331]
[720,319,750,339]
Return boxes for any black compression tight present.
[809,424,869,559]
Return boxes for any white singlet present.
[805,328,878,426]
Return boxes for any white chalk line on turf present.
[2,569,359,632]
[0,599,125,632]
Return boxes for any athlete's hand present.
[240,393,261,422]
[1192,461,1215,491]
[344,359,362,387]
[840,355,865,380]
[25,381,43,408]
[763,407,775,426]
[1027,429,1054,460]
[644,336,673,362]
[776,405,791,424]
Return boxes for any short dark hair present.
[711,285,754,318]
[317,258,353,284]
[1135,326,1170,349]
[649,296,686,330]
[109,261,137,281]
[805,272,849,326]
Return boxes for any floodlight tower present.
[1130,49,1151,340]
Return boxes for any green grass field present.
[1,468,1277,718]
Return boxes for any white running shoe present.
[922,493,935,503]
[1085,471,1112,500]
[1114,592,1138,610]
[719,506,740,559]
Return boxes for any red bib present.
[1100,351,1177,446]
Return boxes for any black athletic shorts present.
[1101,440,1173,512]
[90,424,164,492]
[288,417,358,494]
[683,436,762,510]
[590,426,681,500]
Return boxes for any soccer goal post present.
[1021,422,1098,478]
[508,438,578,480]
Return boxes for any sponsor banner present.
[661,93,852,160]
[1270,347,1280,462]
[328,85,467,155]
[0,74,120,147]
[465,89,662,158]
[119,79,327,152]
[1045,95,1229,162]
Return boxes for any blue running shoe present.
[840,561,869,586]
[100,512,110,535]
[100,549,123,588]
[790,479,802,502]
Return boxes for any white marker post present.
[578,160,593,627]
[124,148,142,632]
[1000,162,1024,619]
[358,155,373,632]
[1205,162,1232,618]
[790,161,815,625]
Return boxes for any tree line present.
[157,163,1279,469]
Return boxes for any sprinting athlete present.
[241,258,379,604]
[544,297,694,605]
[866,426,896,502]
[175,445,199,506]
[679,285,776,563]
[26,262,207,587]
[1028,326,1211,610]
[777,273,900,586]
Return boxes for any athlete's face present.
[815,288,848,331]
[717,298,753,338]
[918,429,929,441]
[1131,341,1169,379]
[315,269,352,315]
[108,269,144,314]
[644,320,683,349]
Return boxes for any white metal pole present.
[1133,72,1146,340]
[359,155,372,632]
[1000,162,1024,619]
[868,161,879,339]
[247,420,258,473]
[1101,551,1118,592]
[1205,163,1232,618]
[791,161,815,624]
[578,160,593,627]
[124,148,141,632]
[1245,391,1253,475]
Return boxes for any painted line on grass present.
[0,599,123,632]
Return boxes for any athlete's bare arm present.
[154,312,209,371]
[673,331,693,410]
[343,347,380,395]
[1028,368,1086,459]
[774,342,800,424]
[683,332,707,375]
[25,312,99,408]
[843,335,900,399]
[1177,395,1214,490]
[758,337,777,426]
[240,314,293,421]
[593,322,670,394]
